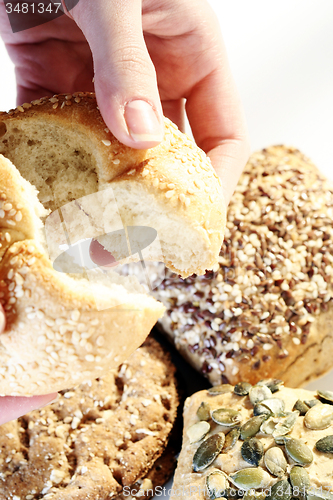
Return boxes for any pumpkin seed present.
[241,437,264,466]
[307,488,333,500]
[229,467,271,490]
[272,411,299,438]
[206,470,229,499]
[197,401,211,421]
[187,421,211,444]
[315,435,333,454]
[293,399,310,416]
[317,390,333,405]
[261,398,285,416]
[206,470,229,500]
[212,408,242,428]
[284,437,313,466]
[304,403,333,430]
[258,378,284,393]
[289,466,310,493]
[266,480,292,500]
[240,415,266,440]
[208,384,234,396]
[249,385,272,405]
[192,433,225,472]
[222,427,240,453]
[253,403,272,418]
[260,417,278,435]
[234,382,252,396]
[304,399,320,408]
[264,446,287,477]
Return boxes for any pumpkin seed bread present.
[0,337,178,500]
[171,382,333,500]
[154,146,333,387]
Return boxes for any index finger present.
[0,394,58,426]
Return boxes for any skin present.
[0,0,250,424]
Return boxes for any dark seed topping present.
[221,427,240,455]
[293,399,310,416]
[241,437,264,466]
[315,435,333,454]
[234,382,252,396]
[192,433,225,472]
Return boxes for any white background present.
[0,3,332,378]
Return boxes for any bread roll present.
[0,93,224,396]
[154,146,333,387]
[0,93,225,277]
[172,382,333,496]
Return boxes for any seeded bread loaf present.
[0,92,225,277]
[172,381,333,498]
[0,337,178,500]
[154,146,333,387]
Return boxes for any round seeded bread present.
[154,146,333,387]
[172,383,333,497]
[0,92,225,277]
[0,337,178,500]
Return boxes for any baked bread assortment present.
[172,381,333,498]
[0,338,178,500]
[0,92,225,277]
[154,146,333,387]
[0,92,225,396]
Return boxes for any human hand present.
[0,0,249,204]
[0,0,249,419]
[0,305,57,425]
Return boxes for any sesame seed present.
[113,159,120,164]
[96,335,104,346]
[102,139,111,146]
[165,190,175,198]
[15,211,22,221]
[85,354,95,362]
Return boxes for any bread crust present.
[154,146,333,387]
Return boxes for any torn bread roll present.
[0,92,225,277]
[0,94,224,396]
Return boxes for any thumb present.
[66,0,164,149]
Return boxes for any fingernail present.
[125,100,164,144]
[39,394,59,409]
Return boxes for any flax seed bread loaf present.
[154,146,333,387]
[0,92,225,396]
[171,381,333,498]
[0,338,178,500]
